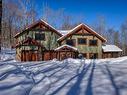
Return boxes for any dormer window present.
[35,33,45,40]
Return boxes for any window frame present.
[77,38,87,45]
[35,33,45,41]
[66,39,76,46]
[89,39,98,46]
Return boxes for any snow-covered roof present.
[55,44,78,51]
[57,24,82,41]
[57,30,70,35]
[15,19,62,38]
[102,45,122,52]
[57,23,107,42]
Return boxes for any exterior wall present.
[16,45,39,60]
[102,52,119,58]
[16,47,21,61]
[60,35,103,58]
[15,25,61,61]
[21,50,40,61]
[56,51,77,60]
[43,51,56,61]
[16,46,44,61]
[17,30,60,50]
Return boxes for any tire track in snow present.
[47,60,92,95]
[96,63,120,95]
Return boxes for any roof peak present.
[58,22,107,42]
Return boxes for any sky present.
[35,0,127,30]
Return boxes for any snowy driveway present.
[0,57,127,95]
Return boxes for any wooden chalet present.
[14,19,122,61]
[57,23,107,59]
[14,19,62,61]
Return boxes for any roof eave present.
[103,50,122,53]
[14,19,62,38]
[57,23,107,42]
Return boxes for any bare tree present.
[2,0,37,48]
[113,31,120,46]
[42,4,64,28]
[61,15,73,30]
[120,18,127,56]
[42,4,84,30]
[106,28,116,44]
[92,15,107,38]
[18,0,37,26]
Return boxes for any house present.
[57,23,107,59]
[14,19,122,61]
[14,19,62,61]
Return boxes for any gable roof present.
[55,44,78,51]
[57,23,107,42]
[102,45,122,52]
[14,19,62,38]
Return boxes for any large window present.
[89,40,97,46]
[78,38,86,45]
[66,39,75,46]
[35,33,45,40]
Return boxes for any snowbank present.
[0,48,16,62]
[0,48,127,95]
[0,57,127,95]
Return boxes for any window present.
[89,53,98,59]
[78,38,86,45]
[89,40,97,46]
[35,33,45,40]
[66,39,75,46]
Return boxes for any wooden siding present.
[17,30,60,50]
[61,35,102,58]
[15,20,121,61]
[15,21,61,61]
[102,52,120,58]
[56,51,77,60]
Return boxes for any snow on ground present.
[0,49,127,95]
[0,48,16,62]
